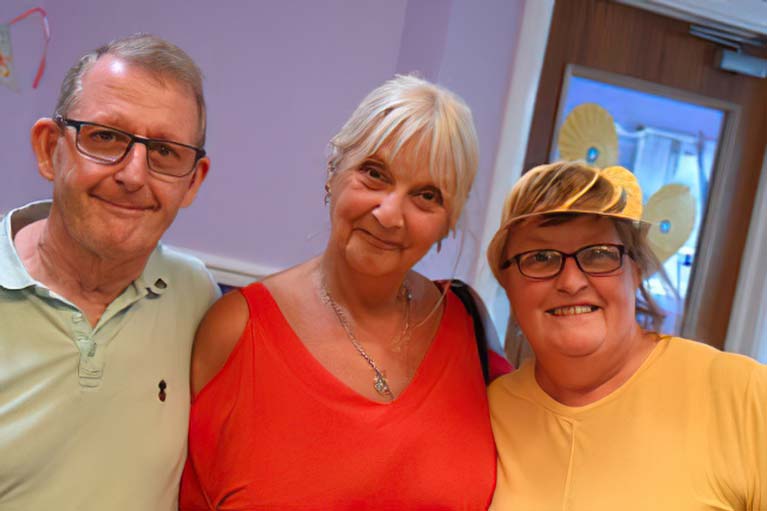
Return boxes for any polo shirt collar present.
[134,243,172,298]
[0,200,50,290]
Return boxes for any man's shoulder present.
[148,244,220,302]
[155,243,210,274]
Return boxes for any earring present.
[436,239,442,253]
[324,161,336,206]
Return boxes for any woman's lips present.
[357,229,404,250]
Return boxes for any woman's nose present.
[372,192,405,229]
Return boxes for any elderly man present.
[0,35,219,510]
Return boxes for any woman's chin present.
[546,333,606,359]
[342,244,405,278]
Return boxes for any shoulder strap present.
[450,279,491,385]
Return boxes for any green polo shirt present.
[0,201,220,511]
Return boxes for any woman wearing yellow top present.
[486,161,766,511]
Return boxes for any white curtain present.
[726,148,767,363]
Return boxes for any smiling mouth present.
[358,229,404,250]
[94,196,156,212]
[547,305,600,316]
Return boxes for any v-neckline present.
[258,282,453,407]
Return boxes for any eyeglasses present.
[55,115,205,178]
[501,243,627,279]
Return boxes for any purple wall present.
[1,0,524,281]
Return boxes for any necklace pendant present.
[373,373,391,397]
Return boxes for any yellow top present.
[489,336,767,511]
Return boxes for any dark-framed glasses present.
[500,243,627,279]
[54,115,205,178]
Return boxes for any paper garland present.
[1,7,49,92]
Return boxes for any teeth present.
[551,305,596,316]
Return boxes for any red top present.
[180,283,496,510]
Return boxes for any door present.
[524,0,767,349]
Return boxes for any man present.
[0,34,219,510]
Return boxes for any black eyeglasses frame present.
[500,243,628,279]
[54,115,206,178]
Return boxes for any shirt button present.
[72,312,84,323]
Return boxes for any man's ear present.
[180,156,210,208]
[30,118,61,182]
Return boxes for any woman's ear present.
[30,118,61,182]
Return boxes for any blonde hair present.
[328,74,478,230]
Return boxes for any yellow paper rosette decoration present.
[558,103,618,168]
[643,184,696,263]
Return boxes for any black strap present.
[450,279,491,385]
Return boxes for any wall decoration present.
[1,7,49,92]
[557,103,618,168]
[0,24,15,91]
[644,183,696,264]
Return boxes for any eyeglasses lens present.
[519,251,562,278]
[146,141,198,177]
[77,125,131,162]
[577,245,622,274]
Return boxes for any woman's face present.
[327,139,451,279]
[500,215,641,360]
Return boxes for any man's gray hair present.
[54,33,207,145]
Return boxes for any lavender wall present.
[1,0,525,282]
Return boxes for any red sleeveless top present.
[180,283,496,510]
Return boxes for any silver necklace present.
[319,278,412,400]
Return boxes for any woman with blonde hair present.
[486,161,766,510]
[180,75,498,509]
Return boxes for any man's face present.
[38,55,208,261]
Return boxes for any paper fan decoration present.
[558,103,618,168]
[643,184,696,263]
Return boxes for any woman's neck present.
[317,253,408,315]
[534,328,659,407]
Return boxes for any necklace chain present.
[319,278,412,401]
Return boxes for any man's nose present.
[372,192,405,229]
[113,142,150,191]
